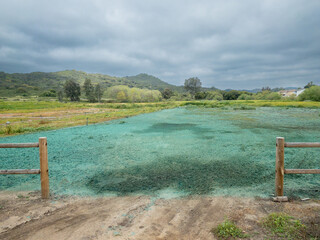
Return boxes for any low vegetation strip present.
[0,101,183,137]
[182,100,320,108]
[1,100,320,137]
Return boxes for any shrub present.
[4,125,12,134]
[238,93,254,100]
[212,219,248,239]
[254,91,281,100]
[262,213,307,239]
[206,91,223,101]
[265,92,281,100]
[39,89,56,97]
[16,87,28,94]
[107,85,162,102]
[298,86,320,101]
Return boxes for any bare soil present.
[0,191,320,240]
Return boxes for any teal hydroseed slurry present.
[0,107,320,198]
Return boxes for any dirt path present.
[0,191,320,240]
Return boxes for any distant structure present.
[278,89,305,97]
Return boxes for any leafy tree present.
[129,88,141,102]
[195,91,207,100]
[184,77,202,96]
[40,89,56,97]
[265,92,281,100]
[64,80,81,101]
[95,83,103,102]
[261,86,271,91]
[223,90,241,100]
[304,81,315,89]
[16,87,28,94]
[161,88,174,99]
[237,93,253,100]
[298,86,320,101]
[83,79,96,102]
[116,91,127,102]
[107,85,162,102]
[206,91,223,100]
[255,91,281,100]
[57,90,64,102]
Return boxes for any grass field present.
[0,100,183,136]
[1,99,320,137]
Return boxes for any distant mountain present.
[0,70,183,97]
[124,73,184,92]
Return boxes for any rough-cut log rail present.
[285,169,320,174]
[284,142,320,148]
[0,143,39,148]
[0,169,41,174]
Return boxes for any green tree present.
[83,79,96,102]
[161,88,174,99]
[261,86,271,91]
[195,91,207,99]
[184,77,202,96]
[304,81,315,89]
[237,93,253,100]
[117,91,127,102]
[223,90,241,100]
[57,90,64,102]
[64,80,81,101]
[206,91,223,100]
[95,83,104,102]
[265,92,281,100]
[298,86,320,101]
[129,88,141,102]
[39,89,56,97]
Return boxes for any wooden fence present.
[0,137,49,199]
[275,137,320,197]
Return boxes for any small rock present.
[301,198,310,201]
[273,196,288,202]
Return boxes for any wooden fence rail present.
[275,137,320,198]
[0,137,49,199]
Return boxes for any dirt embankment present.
[0,191,320,240]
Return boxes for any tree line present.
[42,77,320,102]
[62,79,104,102]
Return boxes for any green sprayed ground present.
[1,106,320,198]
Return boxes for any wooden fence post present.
[39,137,49,199]
[275,137,285,196]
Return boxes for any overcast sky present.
[0,0,319,89]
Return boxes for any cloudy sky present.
[0,0,319,89]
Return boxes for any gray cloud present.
[0,0,319,89]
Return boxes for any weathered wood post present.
[275,137,285,197]
[39,137,49,199]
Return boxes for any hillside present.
[0,70,183,97]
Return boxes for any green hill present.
[0,70,183,97]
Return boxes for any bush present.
[106,85,162,102]
[195,91,207,100]
[238,93,254,100]
[255,91,281,100]
[298,86,320,101]
[262,213,307,239]
[39,89,56,97]
[16,87,28,94]
[265,92,281,100]
[206,91,223,101]
[212,219,248,239]
[223,90,242,100]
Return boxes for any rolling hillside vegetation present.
[0,70,184,97]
